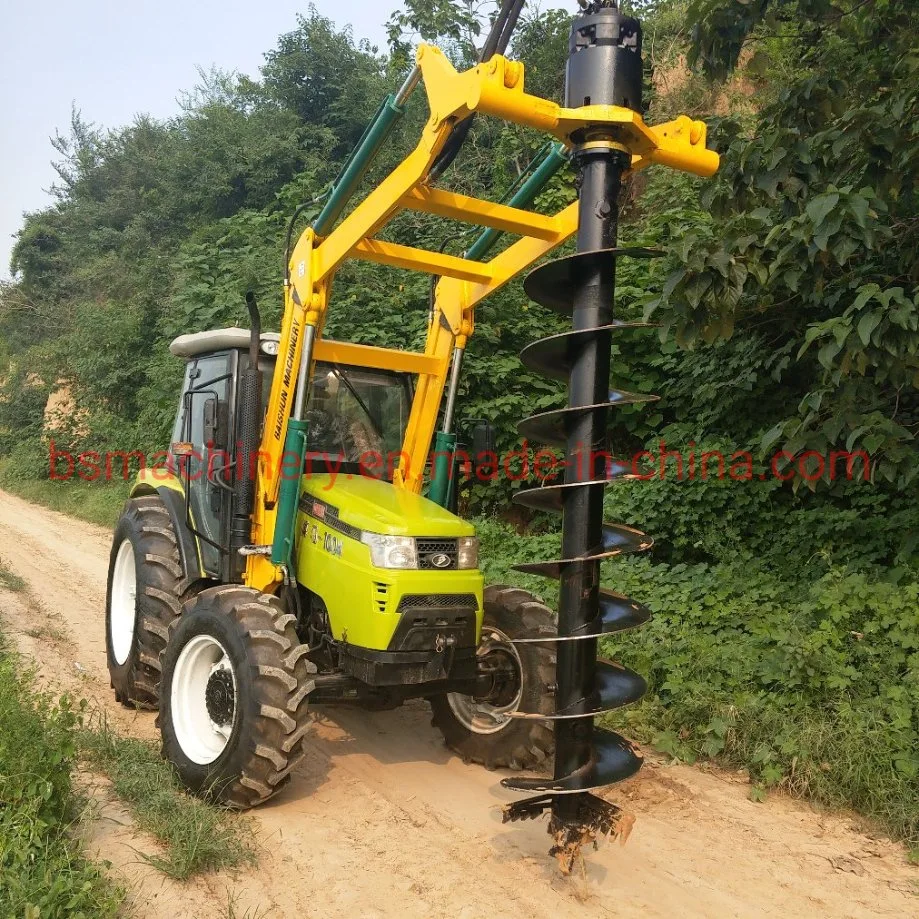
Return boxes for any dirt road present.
[0,489,915,918]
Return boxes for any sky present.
[0,1,571,281]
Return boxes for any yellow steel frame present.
[246,43,718,590]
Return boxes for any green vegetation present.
[0,567,254,887]
[0,461,129,526]
[1,0,917,851]
[0,639,123,917]
[0,558,26,592]
[81,717,255,879]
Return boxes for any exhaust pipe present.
[230,291,263,577]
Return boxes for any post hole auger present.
[500,2,711,872]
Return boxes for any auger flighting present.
[503,2,669,871]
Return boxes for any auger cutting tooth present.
[508,589,651,642]
[509,659,646,719]
[520,322,658,380]
[523,247,664,315]
[512,523,653,576]
[501,729,643,794]
[518,390,660,445]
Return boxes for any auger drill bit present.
[501,2,658,873]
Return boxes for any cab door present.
[173,351,237,577]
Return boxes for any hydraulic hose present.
[429,0,526,180]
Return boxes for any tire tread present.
[106,496,197,708]
[160,586,312,809]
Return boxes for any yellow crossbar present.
[352,238,492,283]
[313,339,441,375]
[400,187,560,240]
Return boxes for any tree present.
[646,0,919,485]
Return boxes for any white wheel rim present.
[110,539,137,666]
[447,627,524,734]
[170,634,237,765]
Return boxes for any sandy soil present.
[0,487,916,918]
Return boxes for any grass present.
[610,688,919,858]
[225,890,271,919]
[1,556,255,885]
[0,558,26,592]
[0,638,123,917]
[81,714,256,879]
[0,461,129,527]
[23,621,71,645]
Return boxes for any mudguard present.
[130,472,206,592]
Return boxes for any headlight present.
[457,536,478,569]
[361,533,418,569]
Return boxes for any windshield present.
[304,362,412,475]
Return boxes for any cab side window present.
[178,353,233,575]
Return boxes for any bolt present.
[505,61,523,89]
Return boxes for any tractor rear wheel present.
[106,495,188,708]
[430,585,556,770]
[159,585,313,809]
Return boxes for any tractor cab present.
[165,328,416,580]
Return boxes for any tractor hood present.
[300,475,474,538]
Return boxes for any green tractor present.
[107,327,555,806]
[104,2,716,864]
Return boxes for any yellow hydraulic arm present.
[246,43,718,591]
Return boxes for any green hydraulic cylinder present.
[313,93,407,237]
[271,418,309,567]
[464,142,569,262]
[428,430,457,509]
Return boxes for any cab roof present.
[169,329,281,359]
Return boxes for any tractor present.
[104,1,717,868]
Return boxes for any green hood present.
[301,475,474,538]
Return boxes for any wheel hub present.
[205,668,235,726]
[170,634,237,764]
[476,648,520,708]
[447,627,524,734]
[109,539,138,666]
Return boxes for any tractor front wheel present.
[430,585,556,771]
[106,495,188,708]
[159,586,313,809]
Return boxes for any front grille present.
[417,538,458,570]
[397,593,478,613]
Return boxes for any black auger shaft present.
[554,147,627,824]
[501,2,655,872]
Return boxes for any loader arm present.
[246,43,717,592]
